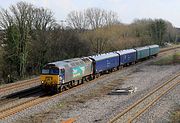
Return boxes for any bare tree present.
[164,21,177,43]
[0,8,13,29]
[104,10,119,26]
[86,8,105,29]
[66,10,88,30]
[83,28,111,54]
[33,8,55,30]
[67,8,119,30]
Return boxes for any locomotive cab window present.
[42,69,49,74]
[49,69,59,75]
[41,68,59,75]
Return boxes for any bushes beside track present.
[153,51,180,65]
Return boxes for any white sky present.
[0,0,180,27]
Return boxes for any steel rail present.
[108,73,180,123]
[0,78,39,93]
[0,93,47,119]
[128,79,180,123]
[0,87,42,113]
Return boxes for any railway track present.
[160,45,180,53]
[0,78,93,120]
[0,87,45,120]
[108,73,180,123]
[0,77,39,93]
[0,46,179,120]
[0,86,42,106]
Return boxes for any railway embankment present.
[0,46,179,123]
[10,48,179,123]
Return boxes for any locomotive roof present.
[89,52,119,61]
[48,58,82,67]
[48,61,68,68]
[116,49,136,55]
[47,57,92,68]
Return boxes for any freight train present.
[40,45,159,93]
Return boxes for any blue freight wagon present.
[89,52,119,74]
[116,49,136,65]
[134,46,150,60]
[149,45,159,56]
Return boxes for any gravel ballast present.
[134,83,180,123]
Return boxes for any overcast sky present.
[0,0,179,27]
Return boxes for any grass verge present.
[170,105,180,123]
[153,51,180,65]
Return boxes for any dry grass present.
[170,105,180,123]
[153,51,180,65]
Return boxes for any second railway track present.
[0,86,42,106]
[0,77,39,93]
[108,73,180,123]
[0,86,44,118]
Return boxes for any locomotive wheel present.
[81,79,84,84]
[58,85,66,92]
[68,81,73,88]
[90,75,95,80]
[85,76,90,82]
[72,80,76,86]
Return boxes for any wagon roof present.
[89,52,119,61]
[116,49,136,55]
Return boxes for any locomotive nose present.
[40,75,59,86]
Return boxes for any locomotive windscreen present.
[41,65,59,75]
[42,69,59,75]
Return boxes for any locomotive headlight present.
[41,81,44,84]
[59,77,62,80]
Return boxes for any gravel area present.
[1,50,179,123]
[134,83,180,123]
[52,65,179,123]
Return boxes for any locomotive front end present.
[40,65,60,91]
